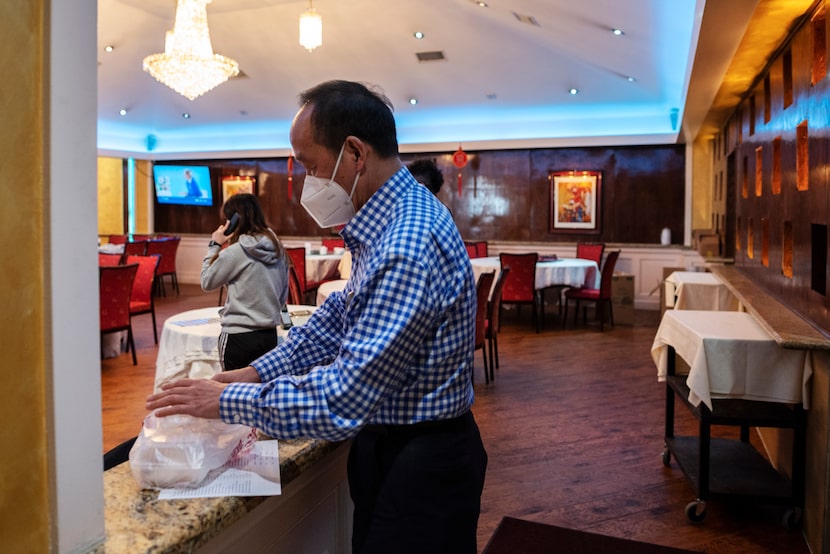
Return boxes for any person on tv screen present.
[184,169,202,198]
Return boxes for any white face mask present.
[300,142,360,228]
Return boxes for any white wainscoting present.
[175,235,712,311]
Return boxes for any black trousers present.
[347,411,488,554]
[219,328,278,371]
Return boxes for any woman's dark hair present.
[221,193,282,255]
[408,158,444,195]
[298,80,398,158]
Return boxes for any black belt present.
[361,411,470,436]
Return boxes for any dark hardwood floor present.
[101,284,809,553]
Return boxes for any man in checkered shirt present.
[147,80,487,553]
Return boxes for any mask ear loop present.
[348,172,360,199]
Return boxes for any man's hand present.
[212,366,261,384]
[146,379,228,418]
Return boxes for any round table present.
[316,279,348,306]
[154,305,316,391]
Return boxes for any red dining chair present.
[498,252,539,333]
[147,236,180,296]
[131,234,152,241]
[475,241,488,258]
[108,234,128,244]
[99,263,139,365]
[563,250,620,331]
[126,254,160,344]
[286,247,320,304]
[552,242,606,318]
[123,239,148,257]
[485,266,510,380]
[474,271,496,384]
[98,252,123,266]
[465,243,479,258]
[322,237,345,250]
[287,264,304,305]
[576,242,605,267]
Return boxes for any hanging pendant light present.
[142,0,239,100]
[299,0,323,52]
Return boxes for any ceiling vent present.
[513,12,540,27]
[416,51,446,62]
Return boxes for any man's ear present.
[345,136,368,172]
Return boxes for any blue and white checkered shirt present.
[219,167,477,441]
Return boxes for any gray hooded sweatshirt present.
[201,233,289,334]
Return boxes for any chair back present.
[465,243,478,258]
[598,250,621,299]
[99,263,138,332]
[146,236,180,276]
[487,266,511,337]
[475,271,496,348]
[123,240,148,257]
[131,234,152,241]
[126,254,159,310]
[287,264,304,305]
[499,253,538,303]
[285,247,308,292]
[322,237,345,249]
[576,242,605,267]
[98,252,122,266]
[108,234,128,244]
[475,241,488,258]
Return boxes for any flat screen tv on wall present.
[153,164,214,206]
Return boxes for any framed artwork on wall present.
[221,176,255,203]
[549,171,602,234]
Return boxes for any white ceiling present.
[96,0,759,158]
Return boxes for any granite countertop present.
[95,437,343,553]
[711,266,830,350]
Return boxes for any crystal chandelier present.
[143,0,239,100]
[299,1,323,52]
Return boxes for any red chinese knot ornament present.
[452,145,468,197]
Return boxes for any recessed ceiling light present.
[413,31,424,39]
[104,45,114,53]
[470,1,488,7]
[626,76,636,82]
[569,88,579,95]
[119,108,127,116]
[409,97,418,105]
[182,113,191,119]
[612,28,624,36]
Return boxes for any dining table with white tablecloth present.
[651,309,813,410]
[154,305,316,391]
[664,271,740,311]
[470,256,600,297]
[305,252,345,284]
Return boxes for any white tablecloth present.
[316,279,348,306]
[470,256,600,297]
[665,271,740,311]
[306,253,344,284]
[154,305,316,391]
[651,310,812,409]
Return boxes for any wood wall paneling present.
[151,145,685,247]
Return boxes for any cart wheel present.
[661,447,671,467]
[782,508,802,530]
[685,500,706,524]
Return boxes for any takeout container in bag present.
[129,412,255,489]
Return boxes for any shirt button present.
[233,414,241,423]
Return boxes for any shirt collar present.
[342,166,416,249]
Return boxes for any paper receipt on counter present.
[157,440,281,499]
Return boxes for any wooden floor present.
[102,284,810,554]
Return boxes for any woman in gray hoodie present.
[201,193,289,371]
